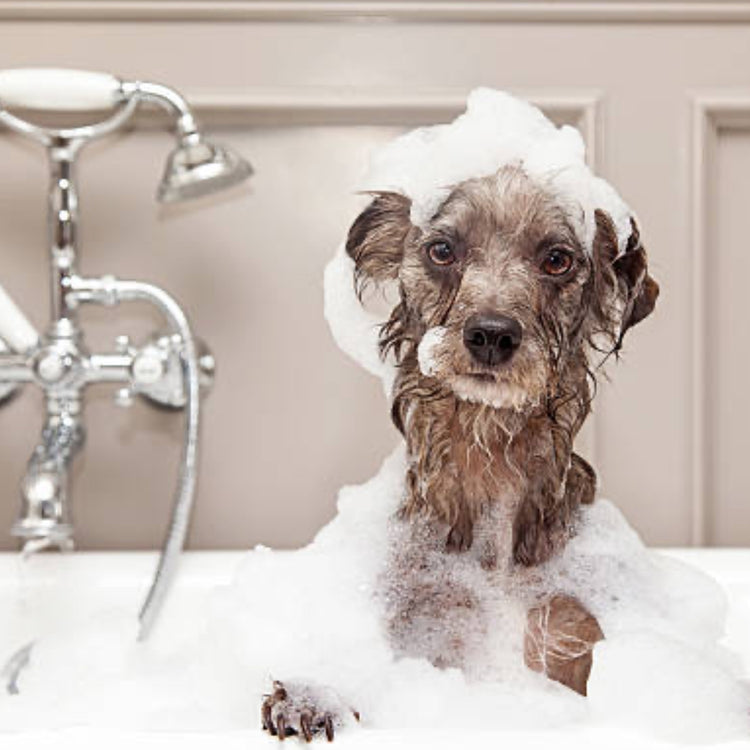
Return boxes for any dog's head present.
[346,166,658,415]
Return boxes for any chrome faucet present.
[0,68,251,638]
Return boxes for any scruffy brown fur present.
[348,169,657,569]
[348,168,657,694]
[262,168,658,739]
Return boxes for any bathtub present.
[1,549,749,749]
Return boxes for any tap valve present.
[36,351,69,383]
[132,347,166,386]
[123,333,213,410]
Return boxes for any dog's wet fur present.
[263,167,658,740]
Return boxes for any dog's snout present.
[463,314,523,367]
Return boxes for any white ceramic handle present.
[0,68,122,111]
[0,282,38,352]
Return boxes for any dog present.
[262,165,658,741]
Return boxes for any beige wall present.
[0,1,748,550]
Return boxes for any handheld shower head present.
[157,137,253,203]
[0,72,253,205]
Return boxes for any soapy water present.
[0,449,747,740]
[1,88,749,741]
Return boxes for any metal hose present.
[119,282,200,640]
[69,275,201,640]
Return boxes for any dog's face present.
[347,167,659,412]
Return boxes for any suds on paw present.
[261,680,359,742]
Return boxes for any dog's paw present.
[261,679,360,742]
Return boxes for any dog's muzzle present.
[463,314,522,367]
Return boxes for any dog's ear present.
[593,209,659,349]
[346,191,412,297]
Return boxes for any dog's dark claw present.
[261,680,356,742]
[324,714,334,741]
[300,712,313,742]
[262,700,276,735]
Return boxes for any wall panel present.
[0,6,747,548]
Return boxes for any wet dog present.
[262,166,658,740]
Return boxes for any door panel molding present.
[690,93,750,544]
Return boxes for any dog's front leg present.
[515,448,603,695]
[512,450,597,567]
[524,594,604,696]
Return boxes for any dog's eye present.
[541,248,574,276]
[426,241,456,266]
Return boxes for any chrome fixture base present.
[0,69,250,639]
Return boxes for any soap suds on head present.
[324,89,636,381]
[362,88,633,255]
[323,245,397,396]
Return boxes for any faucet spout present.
[12,401,83,553]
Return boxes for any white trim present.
[0,1,749,22]
[179,88,599,130]
[690,98,709,547]
[0,88,599,131]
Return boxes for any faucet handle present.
[114,386,134,408]
[133,333,213,410]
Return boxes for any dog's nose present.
[463,314,523,367]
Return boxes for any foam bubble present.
[417,326,447,377]
[362,88,633,254]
